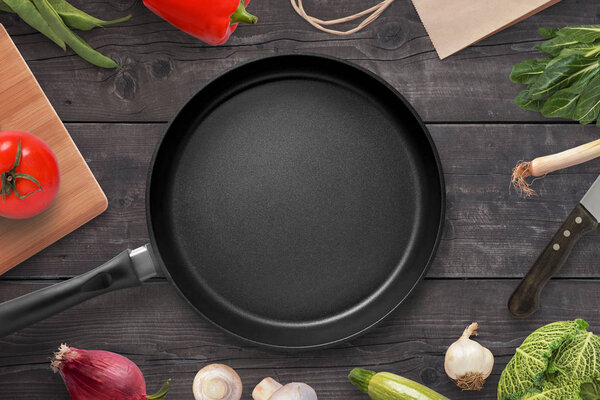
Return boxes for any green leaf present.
[522,381,581,400]
[558,41,600,58]
[538,36,579,56]
[529,55,600,100]
[510,57,552,84]
[539,27,559,38]
[574,73,600,124]
[557,25,600,43]
[498,320,588,400]
[581,380,600,400]
[551,331,600,382]
[516,90,545,112]
[541,83,585,118]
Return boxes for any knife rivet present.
[564,230,571,237]
[576,217,583,224]
[553,244,560,251]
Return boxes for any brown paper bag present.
[411,0,562,59]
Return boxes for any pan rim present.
[146,53,446,350]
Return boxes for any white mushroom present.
[253,377,317,400]
[193,364,242,400]
[252,377,282,400]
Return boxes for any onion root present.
[511,161,536,197]
[511,138,600,197]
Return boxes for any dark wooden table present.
[0,0,599,398]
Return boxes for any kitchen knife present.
[509,175,600,318]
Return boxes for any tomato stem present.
[0,137,44,202]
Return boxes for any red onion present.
[51,344,170,400]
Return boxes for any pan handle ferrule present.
[130,244,159,282]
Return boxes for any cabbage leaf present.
[498,319,600,400]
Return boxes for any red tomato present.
[0,131,60,219]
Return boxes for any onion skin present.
[51,344,169,400]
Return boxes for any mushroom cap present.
[252,377,283,400]
[193,364,242,400]
[269,383,318,400]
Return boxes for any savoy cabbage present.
[498,319,600,400]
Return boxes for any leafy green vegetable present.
[510,58,552,84]
[528,55,599,100]
[511,24,600,125]
[558,41,600,58]
[516,90,545,112]
[574,74,600,124]
[538,27,559,38]
[581,381,600,400]
[541,83,586,118]
[537,36,579,56]
[498,319,600,400]
[557,26,600,44]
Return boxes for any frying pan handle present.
[0,244,157,338]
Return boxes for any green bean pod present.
[47,0,131,31]
[2,0,65,50]
[0,1,14,13]
[32,0,118,68]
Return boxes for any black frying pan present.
[0,55,444,349]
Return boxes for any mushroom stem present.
[252,377,283,400]
[193,364,242,400]
[203,377,229,399]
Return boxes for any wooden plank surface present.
[0,0,597,123]
[3,123,599,279]
[0,26,107,274]
[1,279,599,399]
[0,0,599,398]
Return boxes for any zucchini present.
[349,368,450,400]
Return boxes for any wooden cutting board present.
[0,25,107,274]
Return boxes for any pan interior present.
[149,56,443,348]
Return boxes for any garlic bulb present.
[444,322,494,391]
[193,364,242,400]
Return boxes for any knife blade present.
[581,175,600,222]
[509,175,600,318]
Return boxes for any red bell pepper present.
[143,0,257,46]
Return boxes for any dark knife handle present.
[509,203,598,318]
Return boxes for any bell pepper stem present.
[230,0,257,25]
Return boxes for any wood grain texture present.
[0,1,599,398]
[0,0,597,123]
[3,123,599,279]
[0,279,598,399]
[0,26,107,274]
